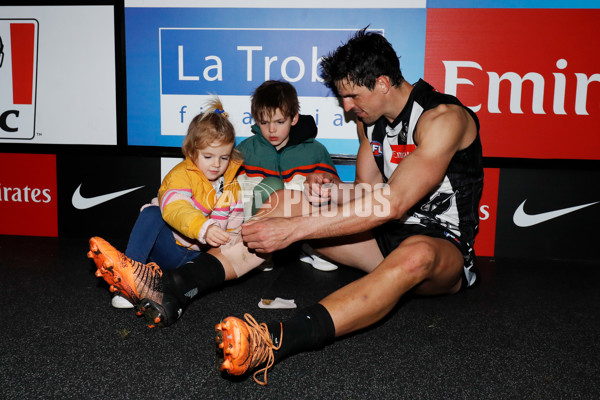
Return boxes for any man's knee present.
[387,239,437,281]
[386,236,465,296]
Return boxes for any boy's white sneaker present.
[300,243,338,271]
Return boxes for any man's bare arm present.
[242,105,476,253]
[354,122,384,186]
[304,121,382,206]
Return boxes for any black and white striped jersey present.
[365,79,484,245]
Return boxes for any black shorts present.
[372,221,479,289]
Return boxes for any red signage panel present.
[474,167,499,257]
[0,153,57,237]
[425,9,600,159]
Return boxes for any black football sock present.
[166,253,226,306]
[268,303,335,363]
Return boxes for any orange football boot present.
[215,313,282,386]
[88,236,183,328]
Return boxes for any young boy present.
[237,80,340,271]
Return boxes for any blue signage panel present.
[160,28,363,97]
[125,7,426,153]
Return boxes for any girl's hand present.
[205,225,230,247]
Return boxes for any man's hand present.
[304,172,337,205]
[205,225,230,247]
[241,217,298,253]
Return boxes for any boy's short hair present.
[251,80,299,121]
[320,28,404,95]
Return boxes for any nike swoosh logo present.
[513,199,600,227]
[72,184,144,210]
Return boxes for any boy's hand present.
[205,225,230,247]
[304,172,336,205]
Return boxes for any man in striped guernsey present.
[214,28,484,384]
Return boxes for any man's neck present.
[383,80,414,124]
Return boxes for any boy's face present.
[257,108,299,150]
[194,142,234,183]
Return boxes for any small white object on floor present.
[111,293,134,309]
[300,243,338,271]
[259,259,274,272]
[258,297,297,309]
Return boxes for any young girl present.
[108,97,244,308]
[158,98,243,252]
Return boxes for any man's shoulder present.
[421,102,462,119]
[413,79,467,114]
[417,102,478,151]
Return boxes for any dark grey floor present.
[1,234,599,400]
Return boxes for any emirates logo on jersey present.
[390,144,416,164]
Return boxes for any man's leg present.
[319,234,464,336]
[165,190,308,283]
[207,227,268,280]
[209,189,316,278]
[310,234,383,273]
[141,189,317,321]
[88,190,303,327]
[89,233,249,328]
[216,234,465,384]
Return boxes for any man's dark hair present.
[320,28,404,94]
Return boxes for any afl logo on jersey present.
[371,141,383,157]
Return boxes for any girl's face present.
[194,142,234,182]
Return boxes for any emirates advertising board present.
[0,153,57,237]
[424,8,600,160]
[124,1,427,155]
[0,6,117,145]
[474,168,499,258]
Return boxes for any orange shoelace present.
[145,262,163,277]
[243,313,283,386]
